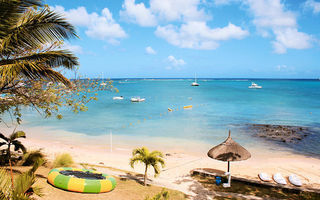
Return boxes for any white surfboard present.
[258,172,272,182]
[273,173,287,185]
[289,174,302,187]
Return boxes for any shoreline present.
[6,125,320,190]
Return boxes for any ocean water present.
[21,79,320,155]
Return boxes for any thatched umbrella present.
[207,130,251,173]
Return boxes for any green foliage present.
[21,149,46,166]
[0,129,26,165]
[130,147,165,186]
[144,190,170,200]
[0,158,44,200]
[79,163,96,171]
[53,153,74,168]
[0,0,117,124]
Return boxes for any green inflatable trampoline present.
[48,167,116,193]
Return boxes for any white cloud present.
[120,0,157,27]
[304,0,320,14]
[272,28,312,54]
[51,6,127,44]
[155,22,249,50]
[214,0,239,6]
[120,0,209,26]
[63,43,83,54]
[275,65,295,72]
[145,46,156,54]
[150,0,209,22]
[168,55,186,66]
[245,0,313,54]
[166,55,186,70]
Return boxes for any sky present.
[45,0,320,78]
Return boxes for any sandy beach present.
[9,124,320,194]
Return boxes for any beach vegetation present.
[144,189,169,200]
[0,158,44,200]
[0,129,26,165]
[130,147,165,186]
[53,153,74,168]
[0,0,116,125]
[21,149,46,166]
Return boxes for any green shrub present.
[22,149,46,166]
[145,190,169,200]
[53,153,74,168]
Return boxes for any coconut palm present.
[0,0,79,89]
[0,158,44,200]
[0,130,26,165]
[130,147,165,186]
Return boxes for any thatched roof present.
[207,131,251,162]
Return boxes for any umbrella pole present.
[227,161,230,172]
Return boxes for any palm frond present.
[132,147,148,157]
[13,172,35,198]
[0,0,42,40]
[152,163,161,176]
[150,150,164,158]
[9,131,25,141]
[13,158,44,198]
[0,50,78,69]
[0,142,7,147]
[129,155,144,168]
[1,8,77,54]
[12,140,27,153]
[0,61,71,86]
[0,167,11,199]
[0,133,9,142]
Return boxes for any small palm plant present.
[0,130,26,165]
[130,147,165,186]
[0,158,44,200]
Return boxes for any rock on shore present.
[248,124,310,143]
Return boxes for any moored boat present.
[248,82,262,89]
[131,97,145,102]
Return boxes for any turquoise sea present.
[21,79,320,156]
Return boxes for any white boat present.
[100,72,107,86]
[191,74,200,86]
[113,96,124,100]
[248,82,262,89]
[131,97,145,102]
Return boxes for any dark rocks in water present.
[248,124,311,144]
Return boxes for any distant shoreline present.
[72,78,320,81]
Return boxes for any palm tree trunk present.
[6,143,11,163]
[144,165,148,186]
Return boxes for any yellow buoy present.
[168,108,173,111]
[183,105,192,109]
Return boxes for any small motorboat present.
[113,96,124,100]
[131,97,145,102]
[248,82,262,89]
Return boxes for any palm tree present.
[130,147,165,186]
[0,130,26,165]
[0,158,44,200]
[0,0,79,90]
